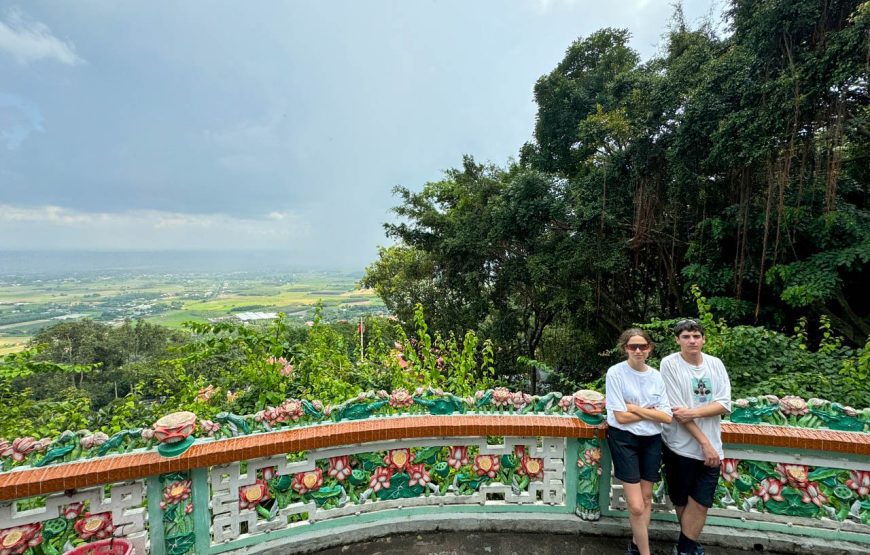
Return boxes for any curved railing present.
[1,390,869,555]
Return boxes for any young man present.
[660,319,731,555]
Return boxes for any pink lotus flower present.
[74,512,114,541]
[239,480,270,510]
[779,396,808,416]
[475,390,485,400]
[579,448,602,468]
[328,456,352,481]
[518,456,544,479]
[389,388,414,408]
[511,391,532,410]
[492,387,512,407]
[756,478,786,502]
[292,469,324,494]
[33,438,51,453]
[0,439,10,458]
[384,448,414,470]
[199,419,220,436]
[267,356,289,366]
[185,504,194,514]
[162,480,192,507]
[558,395,574,412]
[762,394,780,404]
[407,463,431,487]
[376,390,389,399]
[473,455,501,478]
[847,470,870,497]
[261,466,278,481]
[79,432,109,451]
[514,445,526,459]
[8,438,36,462]
[573,390,606,415]
[281,399,304,421]
[777,463,810,489]
[140,427,155,441]
[0,522,43,555]
[721,458,740,482]
[369,466,393,492]
[801,482,828,507]
[63,502,84,520]
[447,446,469,469]
[280,364,294,377]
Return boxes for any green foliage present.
[366,1,868,393]
[642,286,870,408]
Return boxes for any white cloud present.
[0,7,83,65]
[0,205,312,250]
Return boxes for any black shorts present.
[606,426,663,484]
[662,445,721,508]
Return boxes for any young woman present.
[605,328,673,555]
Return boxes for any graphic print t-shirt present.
[605,361,672,436]
[660,352,732,460]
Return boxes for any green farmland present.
[0,271,385,352]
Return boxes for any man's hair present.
[673,318,705,337]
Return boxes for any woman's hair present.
[617,328,654,352]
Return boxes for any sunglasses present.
[625,344,651,352]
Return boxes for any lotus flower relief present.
[847,470,870,497]
[281,399,305,421]
[0,523,43,555]
[447,446,469,469]
[558,395,574,412]
[384,448,414,471]
[369,466,393,492]
[80,432,109,451]
[407,463,431,487]
[161,479,192,509]
[511,391,532,410]
[573,390,606,415]
[720,458,740,482]
[492,387,512,407]
[389,388,414,408]
[63,502,84,520]
[577,448,602,474]
[517,456,545,479]
[239,479,271,510]
[776,463,809,489]
[153,411,197,444]
[199,419,220,436]
[779,396,808,416]
[801,482,828,507]
[292,468,324,494]
[328,456,352,481]
[74,512,115,541]
[472,454,501,478]
[755,478,786,502]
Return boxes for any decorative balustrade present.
[1,388,869,555]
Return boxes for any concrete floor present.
[313,531,766,555]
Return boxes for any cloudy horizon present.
[1,0,723,268]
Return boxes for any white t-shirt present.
[660,352,732,460]
[605,361,672,436]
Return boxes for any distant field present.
[0,272,386,342]
[0,336,29,355]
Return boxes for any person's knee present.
[627,498,645,517]
[642,493,653,510]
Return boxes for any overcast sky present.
[0,0,722,269]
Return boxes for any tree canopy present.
[365,0,869,389]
